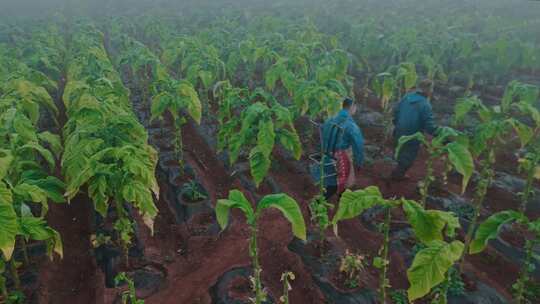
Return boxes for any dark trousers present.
[324,185,338,200]
[392,138,420,179]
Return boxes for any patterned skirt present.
[335,150,351,194]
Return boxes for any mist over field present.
[0,1,539,304]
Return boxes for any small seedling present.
[182,180,208,201]
[309,195,333,242]
[280,271,295,304]
[115,272,144,304]
[339,250,366,289]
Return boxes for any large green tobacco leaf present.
[516,102,540,128]
[331,187,384,235]
[249,147,271,188]
[0,182,18,260]
[121,180,158,232]
[19,216,63,259]
[502,81,539,112]
[277,129,302,160]
[446,142,474,193]
[265,61,284,91]
[6,79,58,118]
[469,210,526,254]
[38,131,63,158]
[372,73,395,104]
[257,120,276,158]
[88,175,108,216]
[0,149,14,180]
[19,216,51,239]
[453,96,483,124]
[13,112,38,142]
[257,193,306,241]
[21,175,66,204]
[216,190,255,229]
[150,92,171,121]
[397,62,417,90]
[64,159,96,200]
[13,183,48,205]
[17,142,55,171]
[403,200,460,244]
[407,240,464,302]
[395,132,426,159]
[509,119,534,148]
[177,81,202,124]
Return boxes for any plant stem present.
[519,162,536,214]
[281,272,291,304]
[0,275,7,299]
[420,154,435,207]
[515,239,536,304]
[21,239,29,267]
[459,160,494,273]
[9,259,20,291]
[250,224,264,304]
[114,197,130,268]
[173,117,184,169]
[380,207,391,304]
[319,146,325,196]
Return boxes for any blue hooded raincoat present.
[393,91,438,171]
[317,109,364,187]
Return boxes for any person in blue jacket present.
[391,79,439,180]
[320,98,365,199]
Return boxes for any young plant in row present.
[229,36,279,83]
[112,32,203,170]
[115,34,166,105]
[0,63,63,299]
[150,77,202,167]
[279,271,295,304]
[114,272,145,304]
[371,62,417,144]
[216,190,307,304]
[454,81,538,272]
[331,186,463,303]
[396,127,474,207]
[469,210,540,304]
[505,81,540,213]
[161,36,226,92]
[217,86,302,187]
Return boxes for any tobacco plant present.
[217,86,302,187]
[454,81,538,272]
[115,34,166,104]
[0,54,63,298]
[216,190,307,304]
[339,250,366,289]
[331,186,463,303]
[308,195,333,243]
[469,210,540,304]
[115,272,145,304]
[161,36,226,91]
[464,81,540,304]
[371,62,418,144]
[150,77,202,166]
[279,271,295,304]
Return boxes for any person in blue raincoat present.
[319,98,365,199]
[391,79,439,180]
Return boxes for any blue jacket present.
[393,91,438,137]
[316,109,364,186]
